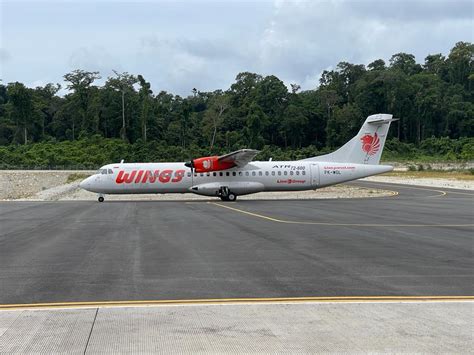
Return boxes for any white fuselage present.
[80,161,393,197]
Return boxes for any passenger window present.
[296,171,300,175]
[245,172,249,176]
[232,172,236,176]
[272,171,275,176]
[284,171,288,176]
[187,172,191,177]
[290,171,294,175]
[265,171,269,176]
[226,172,230,176]
[206,172,210,177]
[219,172,223,176]
[258,171,262,176]
[302,171,306,175]
[200,173,204,177]
[213,172,217,177]
[278,171,281,176]
[252,171,256,176]
[238,171,242,176]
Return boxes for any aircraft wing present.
[218,149,260,167]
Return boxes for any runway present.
[0,182,472,305]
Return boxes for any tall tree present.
[63,70,101,139]
[137,75,153,143]
[33,83,61,138]
[106,71,137,141]
[202,92,229,150]
[446,41,474,90]
[389,53,422,75]
[6,82,35,144]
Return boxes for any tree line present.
[0,41,472,167]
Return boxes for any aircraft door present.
[310,163,319,187]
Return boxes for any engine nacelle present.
[186,156,235,173]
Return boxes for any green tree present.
[137,75,153,143]
[33,83,61,139]
[63,69,101,138]
[446,41,474,90]
[6,82,35,144]
[202,91,229,150]
[389,53,422,75]
[245,103,268,148]
[280,104,308,147]
[106,71,138,141]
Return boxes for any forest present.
[0,42,472,168]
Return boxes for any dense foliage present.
[0,136,472,169]
[0,42,472,168]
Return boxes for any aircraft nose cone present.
[79,176,91,190]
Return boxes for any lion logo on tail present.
[360,133,380,156]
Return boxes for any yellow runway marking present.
[358,182,448,197]
[1,296,472,310]
[209,202,474,228]
[441,190,474,196]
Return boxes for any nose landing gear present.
[98,194,105,202]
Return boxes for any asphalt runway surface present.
[0,182,472,304]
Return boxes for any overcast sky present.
[0,0,472,96]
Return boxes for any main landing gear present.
[98,194,105,202]
[219,187,237,202]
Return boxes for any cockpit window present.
[101,169,108,174]
[108,169,113,174]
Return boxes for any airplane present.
[79,113,397,202]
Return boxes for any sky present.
[0,0,472,96]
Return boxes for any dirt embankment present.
[0,171,93,200]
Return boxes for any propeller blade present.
[185,160,194,174]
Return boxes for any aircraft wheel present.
[227,193,237,202]
[98,196,105,203]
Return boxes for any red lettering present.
[135,170,144,183]
[117,169,186,184]
[159,170,173,183]
[172,169,186,183]
[141,170,159,183]
[116,170,137,184]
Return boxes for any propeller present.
[185,159,194,175]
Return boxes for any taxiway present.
[0,181,472,305]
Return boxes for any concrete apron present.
[0,299,472,353]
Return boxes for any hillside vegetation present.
[0,42,472,168]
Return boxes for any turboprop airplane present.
[80,113,397,202]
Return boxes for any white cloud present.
[0,0,471,95]
[68,46,122,75]
[252,0,472,91]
